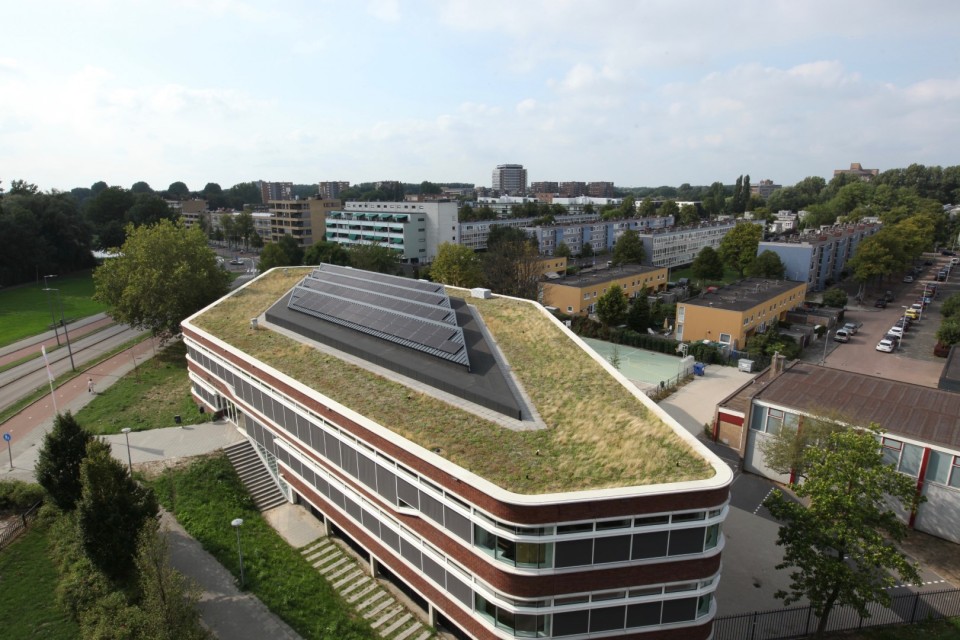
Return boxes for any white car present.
[903,275,914,283]
[888,326,904,338]
[876,339,895,353]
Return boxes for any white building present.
[325,201,458,264]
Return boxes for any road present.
[0,321,148,413]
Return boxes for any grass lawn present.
[149,454,376,640]
[0,521,80,639]
[74,341,209,434]
[0,270,109,348]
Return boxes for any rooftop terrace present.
[188,268,716,495]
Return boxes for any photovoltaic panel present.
[287,264,470,368]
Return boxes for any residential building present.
[170,198,208,228]
[258,180,294,204]
[640,220,743,270]
[530,216,672,258]
[834,162,879,181]
[587,182,615,198]
[459,213,599,251]
[559,182,587,198]
[268,198,341,247]
[541,264,669,316]
[535,256,568,278]
[325,201,457,264]
[548,196,622,214]
[491,164,528,195]
[749,179,781,199]
[184,265,731,640]
[475,196,542,218]
[530,181,559,195]
[714,360,960,544]
[319,181,350,200]
[674,278,808,348]
[757,222,882,291]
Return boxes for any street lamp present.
[820,329,830,366]
[121,428,133,473]
[231,518,245,589]
[42,275,61,346]
[42,279,75,371]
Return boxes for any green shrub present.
[0,480,44,514]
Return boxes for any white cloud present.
[516,98,536,115]
[367,0,400,22]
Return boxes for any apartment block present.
[541,264,669,316]
[268,198,341,246]
[319,181,350,200]
[491,164,528,195]
[325,201,457,263]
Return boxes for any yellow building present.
[541,264,668,315]
[676,278,807,349]
[268,198,340,246]
[535,256,567,277]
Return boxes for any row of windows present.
[188,344,724,571]
[751,406,960,489]
[272,440,717,639]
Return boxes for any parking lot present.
[805,254,956,388]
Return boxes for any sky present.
[3,1,960,193]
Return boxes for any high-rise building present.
[183,265,731,640]
[531,181,559,194]
[750,179,781,199]
[325,201,458,264]
[833,163,879,182]
[258,181,294,204]
[319,181,350,200]
[587,182,615,198]
[491,164,528,195]
[268,197,340,246]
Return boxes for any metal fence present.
[713,588,960,640]
[0,501,42,551]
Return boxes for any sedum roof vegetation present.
[192,268,713,495]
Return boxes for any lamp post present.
[231,518,246,588]
[42,275,61,346]
[820,329,830,366]
[121,428,133,474]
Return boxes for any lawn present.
[0,521,80,639]
[0,270,109,347]
[149,454,376,640]
[74,340,209,434]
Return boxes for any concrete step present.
[413,631,431,640]
[371,607,403,629]
[333,570,363,589]
[393,621,424,640]
[380,613,412,637]
[356,589,388,612]
[346,582,379,604]
[318,557,349,574]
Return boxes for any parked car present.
[903,275,915,283]
[842,321,862,335]
[938,271,948,281]
[905,309,921,320]
[911,302,924,312]
[941,250,956,256]
[833,329,851,343]
[920,295,933,305]
[876,339,895,353]
[888,326,904,338]
[874,298,888,308]
[952,257,960,265]
[884,290,895,302]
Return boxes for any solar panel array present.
[287,264,470,367]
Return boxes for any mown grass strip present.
[149,454,377,640]
[0,520,80,639]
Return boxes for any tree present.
[941,292,960,319]
[750,250,786,279]
[679,203,700,226]
[659,199,680,220]
[821,287,848,308]
[135,524,210,639]
[277,234,304,265]
[483,227,542,299]
[691,246,725,282]
[348,243,401,274]
[258,242,291,272]
[77,439,159,581]
[554,242,572,259]
[764,428,923,637]
[419,181,442,195]
[595,285,627,327]
[130,181,153,194]
[759,417,849,479]
[35,411,93,511]
[166,182,190,200]
[429,243,483,287]
[936,318,960,346]
[84,186,135,248]
[93,219,231,335]
[303,240,350,266]
[637,197,657,218]
[9,179,39,195]
[234,210,256,249]
[127,193,176,227]
[249,231,263,249]
[626,288,651,333]
[580,242,594,259]
[717,221,763,276]
[611,229,644,266]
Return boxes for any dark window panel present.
[555,539,593,568]
[632,531,669,559]
[593,535,631,564]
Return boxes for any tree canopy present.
[691,246,725,282]
[304,240,350,266]
[718,221,763,276]
[764,427,923,637]
[611,229,644,266]
[429,242,483,288]
[750,249,786,279]
[93,219,231,335]
[483,227,542,299]
[595,284,628,327]
[35,411,93,511]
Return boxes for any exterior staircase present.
[223,440,287,512]
[300,537,435,640]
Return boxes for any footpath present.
[0,329,304,640]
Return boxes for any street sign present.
[3,433,10,442]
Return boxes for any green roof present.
[191,269,714,495]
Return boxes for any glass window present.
[898,443,923,477]
[596,518,631,530]
[475,594,496,624]
[697,594,713,618]
[557,522,593,535]
[705,523,720,550]
[474,524,496,555]
[590,605,626,633]
[881,437,902,466]
[765,409,784,436]
[634,515,669,527]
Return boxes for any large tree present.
[764,428,923,637]
[750,249,787,279]
[303,240,350,266]
[691,246,725,282]
[35,411,93,511]
[718,221,763,277]
[483,227,542,299]
[77,439,159,581]
[678,203,700,226]
[84,186,135,248]
[595,284,628,327]
[429,242,484,288]
[348,243,401,274]
[626,288,651,333]
[611,229,644,266]
[659,199,680,220]
[93,219,231,335]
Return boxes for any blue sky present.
[3,1,960,193]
